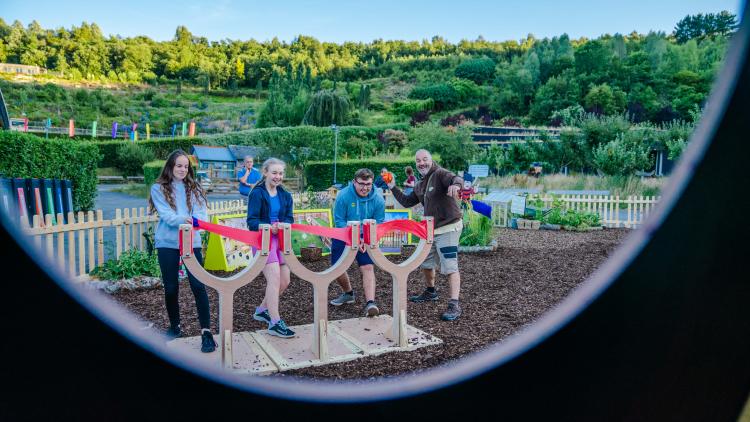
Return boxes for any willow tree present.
[302,89,350,126]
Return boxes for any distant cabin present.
[227,145,268,168]
[190,145,236,179]
[0,63,47,75]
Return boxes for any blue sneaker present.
[268,320,295,338]
[253,309,272,327]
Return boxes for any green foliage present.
[583,83,626,115]
[92,138,195,168]
[408,83,459,110]
[304,157,414,190]
[116,142,156,175]
[592,129,653,176]
[459,209,493,246]
[406,123,478,172]
[302,89,351,126]
[203,123,408,169]
[454,57,496,85]
[90,249,160,280]
[143,160,166,186]
[537,196,601,228]
[529,72,580,124]
[391,99,434,115]
[0,131,99,210]
[674,10,737,43]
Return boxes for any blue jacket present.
[333,182,385,228]
[246,182,294,231]
[150,182,207,249]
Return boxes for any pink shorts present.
[252,234,285,265]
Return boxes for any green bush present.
[304,157,414,190]
[116,143,156,175]
[143,160,166,186]
[91,138,196,168]
[592,130,653,176]
[408,83,459,110]
[454,57,496,85]
[391,99,434,115]
[203,123,410,169]
[407,123,478,172]
[0,131,100,211]
[90,249,161,280]
[459,209,494,246]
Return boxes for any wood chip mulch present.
[108,227,630,380]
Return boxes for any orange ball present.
[383,172,393,183]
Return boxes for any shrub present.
[92,138,196,168]
[116,143,156,175]
[0,131,100,211]
[454,57,496,85]
[143,160,166,186]
[90,249,161,280]
[407,123,478,172]
[408,83,459,110]
[592,131,653,176]
[410,111,431,126]
[459,209,494,246]
[304,157,414,190]
[391,99,434,115]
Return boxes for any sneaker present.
[268,320,295,338]
[200,331,217,353]
[441,300,462,321]
[253,309,272,327]
[364,301,379,317]
[330,291,355,306]
[165,325,181,339]
[410,288,439,303]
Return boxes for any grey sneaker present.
[409,288,439,303]
[441,300,461,321]
[330,291,355,306]
[364,301,379,317]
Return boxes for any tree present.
[583,83,626,115]
[674,11,738,43]
[454,57,496,84]
[529,71,581,124]
[302,89,350,126]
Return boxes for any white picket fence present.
[486,194,661,229]
[18,200,247,281]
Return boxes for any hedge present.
[203,123,411,168]
[89,138,195,168]
[143,160,166,187]
[0,131,100,211]
[304,158,415,190]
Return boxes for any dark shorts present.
[330,238,373,267]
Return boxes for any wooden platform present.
[166,315,442,375]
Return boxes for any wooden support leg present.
[223,329,232,369]
[218,293,234,367]
[312,284,330,360]
[391,273,409,347]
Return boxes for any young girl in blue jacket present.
[246,158,296,338]
[148,150,216,353]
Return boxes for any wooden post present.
[67,212,75,276]
[87,210,95,272]
[77,211,85,276]
[96,210,105,265]
[44,214,54,258]
[115,209,122,259]
[56,213,65,273]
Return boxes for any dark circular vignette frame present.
[2,6,750,419]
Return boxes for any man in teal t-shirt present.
[238,155,261,198]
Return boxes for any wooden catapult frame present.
[179,216,434,367]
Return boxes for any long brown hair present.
[148,149,207,214]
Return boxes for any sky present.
[1,0,745,44]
